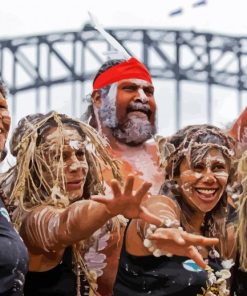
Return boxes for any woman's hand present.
[91,174,161,224]
[149,228,219,269]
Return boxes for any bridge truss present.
[0,25,246,129]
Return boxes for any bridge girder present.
[0,27,246,128]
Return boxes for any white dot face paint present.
[177,148,230,213]
[69,140,80,150]
[137,88,148,103]
[41,126,89,202]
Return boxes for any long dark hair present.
[159,124,236,257]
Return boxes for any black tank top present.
[24,247,90,296]
[113,223,222,296]
[0,198,28,296]
[230,252,247,296]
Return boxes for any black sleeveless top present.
[0,198,28,295]
[230,252,247,296]
[113,224,222,296]
[24,247,90,296]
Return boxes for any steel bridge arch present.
[0,25,246,129]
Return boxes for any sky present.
[0,0,246,38]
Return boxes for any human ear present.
[92,90,102,108]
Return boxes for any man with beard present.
[86,57,163,194]
[82,57,163,295]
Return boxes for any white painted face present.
[98,78,157,145]
[42,126,89,202]
[177,148,230,213]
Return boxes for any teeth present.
[0,128,2,134]
[197,189,216,194]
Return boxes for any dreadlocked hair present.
[237,149,247,271]
[0,111,123,296]
[159,124,236,258]
[0,111,122,224]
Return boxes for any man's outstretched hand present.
[91,174,161,225]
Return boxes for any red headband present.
[93,57,152,90]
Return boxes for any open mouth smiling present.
[194,187,219,202]
[196,188,218,195]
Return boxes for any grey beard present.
[112,114,156,146]
[98,99,117,128]
[98,92,156,145]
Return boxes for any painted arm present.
[128,195,219,269]
[20,175,158,252]
[20,199,113,252]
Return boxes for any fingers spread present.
[199,237,219,247]
[110,179,122,197]
[123,175,134,197]
[187,245,207,269]
[182,232,219,247]
[149,229,185,245]
[134,182,152,203]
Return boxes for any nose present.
[134,89,148,104]
[68,155,82,172]
[202,168,216,184]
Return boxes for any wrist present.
[143,224,183,258]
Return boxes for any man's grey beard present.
[98,99,117,128]
[112,114,156,146]
[99,103,156,145]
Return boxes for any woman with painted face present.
[113,124,237,296]
[0,81,28,295]
[0,111,158,296]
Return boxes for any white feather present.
[88,11,131,60]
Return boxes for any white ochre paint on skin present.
[69,140,80,150]
[128,79,151,87]
[43,127,89,201]
[179,148,230,213]
[138,88,148,102]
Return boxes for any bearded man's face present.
[98,79,157,146]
